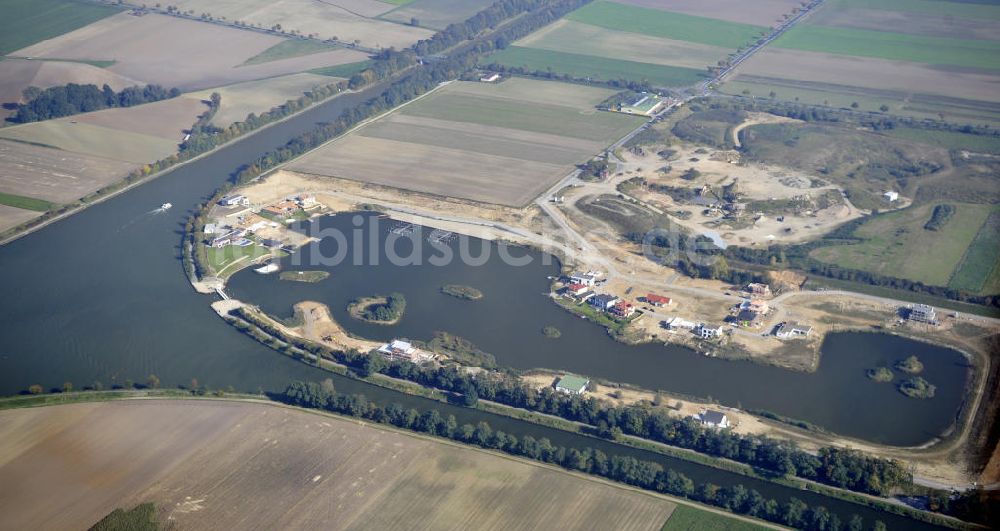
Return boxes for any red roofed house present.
[563,283,590,297]
[609,300,635,319]
[646,293,672,307]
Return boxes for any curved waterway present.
[228,213,970,447]
[0,84,955,529]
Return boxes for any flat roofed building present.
[377,339,432,364]
[776,321,812,338]
[909,304,937,323]
[555,374,590,395]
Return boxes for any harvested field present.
[809,4,1000,41]
[13,13,370,90]
[614,0,801,26]
[292,136,569,206]
[0,97,207,164]
[0,204,42,233]
[514,19,729,70]
[0,400,678,531]
[289,79,643,206]
[0,139,135,203]
[380,0,496,29]
[734,48,1000,104]
[167,0,432,50]
[186,73,336,127]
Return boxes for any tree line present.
[279,380,895,531]
[229,306,911,498]
[11,83,181,123]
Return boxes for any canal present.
[0,84,955,530]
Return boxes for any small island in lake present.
[348,292,406,325]
[279,271,329,283]
[441,284,483,301]
[542,326,561,339]
[899,376,936,399]
[895,355,924,374]
[866,367,893,382]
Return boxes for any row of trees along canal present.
[180,0,991,525]
[228,308,996,529]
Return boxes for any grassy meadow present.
[566,1,765,48]
[310,59,375,78]
[810,203,997,288]
[948,212,1000,293]
[242,39,339,66]
[773,25,1000,69]
[660,504,772,531]
[0,192,56,212]
[486,47,708,87]
[0,0,121,55]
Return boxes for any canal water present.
[227,213,970,447]
[0,84,957,529]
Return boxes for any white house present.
[699,410,730,429]
[695,323,724,339]
[377,339,433,364]
[569,272,598,286]
[908,304,937,324]
[883,191,899,202]
[219,194,249,207]
[588,293,619,310]
[775,321,812,339]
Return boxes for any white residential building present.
[377,339,433,364]
[695,323,724,339]
[699,410,730,428]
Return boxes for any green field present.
[774,25,1000,69]
[242,39,337,66]
[880,127,1000,154]
[828,0,1000,20]
[660,505,771,531]
[948,211,1000,293]
[811,203,995,287]
[309,59,376,78]
[400,91,643,142]
[0,0,121,55]
[207,244,282,278]
[0,192,55,212]
[566,1,766,49]
[486,46,708,87]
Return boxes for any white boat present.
[254,263,279,274]
[160,202,172,210]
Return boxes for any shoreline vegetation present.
[895,355,925,375]
[347,292,406,325]
[866,367,894,383]
[441,284,483,300]
[278,270,329,283]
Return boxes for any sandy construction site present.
[0,399,678,531]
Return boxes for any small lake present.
[228,213,971,447]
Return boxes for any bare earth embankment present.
[0,400,677,531]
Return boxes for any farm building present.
[480,72,500,83]
[776,321,812,339]
[615,93,665,116]
[555,374,590,395]
[377,339,433,364]
[908,304,938,324]
[699,410,730,429]
[645,294,672,307]
[883,191,899,202]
